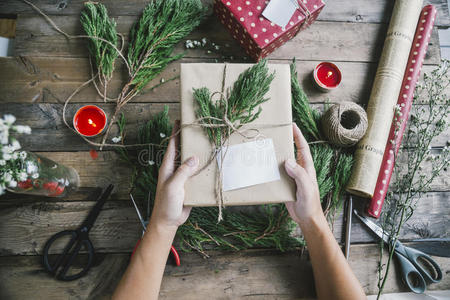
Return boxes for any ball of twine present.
[321,102,368,147]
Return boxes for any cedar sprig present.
[193,60,275,146]
[290,60,353,222]
[290,60,322,141]
[126,0,207,94]
[80,2,118,81]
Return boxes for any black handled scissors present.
[354,210,442,293]
[42,184,114,281]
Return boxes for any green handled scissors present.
[354,210,442,294]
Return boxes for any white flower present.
[201,37,207,46]
[3,114,16,125]
[18,172,27,181]
[3,172,12,182]
[0,135,8,145]
[19,151,27,159]
[0,160,5,166]
[11,152,18,160]
[159,133,166,138]
[31,173,39,179]
[11,140,21,150]
[26,162,38,174]
[148,160,155,166]
[0,129,8,145]
[8,180,17,188]
[112,136,122,143]
[14,125,31,134]
[2,153,11,161]
[2,145,12,154]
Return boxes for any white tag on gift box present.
[216,138,281,192]
[262,0,298,28]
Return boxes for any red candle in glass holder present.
[73,105,107,137]
[313,62,342,91]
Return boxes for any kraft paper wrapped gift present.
[180,63,296,206]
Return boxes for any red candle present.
[73,105,107,137]
[313,62,342,91]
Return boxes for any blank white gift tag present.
[216,138,281,192]
[262,0,298,28]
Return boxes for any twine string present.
[320,102,368,147]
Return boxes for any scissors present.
[42,184,114,281]
[130,194,180,266]
[354,210,442,293]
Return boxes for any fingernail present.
[186,156,198,167]
[285,158,297,170]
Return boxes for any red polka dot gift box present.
[214,0,325,61]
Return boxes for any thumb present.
[284,158,309,187]
[169,156,199,187]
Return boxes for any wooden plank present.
[0,245,449,299]
[0,57,377,104]
[2,57,447,105]
[13,15,441,64]
[1,102,448,151]
[0,0,448,26]
[0,192,448,255]
[0,57,375,104]
[0,103,180,151]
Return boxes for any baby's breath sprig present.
[0,114,32,195]
[376,60,450,298]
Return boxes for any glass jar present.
[7,152,79,197]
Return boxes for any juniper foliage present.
[80,2,118,80]
[290,61,353,220]
[193,60,274,146]
[127,0,207,92]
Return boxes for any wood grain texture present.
[0,0,448,26]
[0,245,449,299]
[0,57,378,104]
[0,192,448,255]
[1,57,446,105]
[1,102,448,151]
[0,146,447,203]
[13,14,441,64]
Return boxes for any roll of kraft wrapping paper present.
[346,0,423,198]
[367,5,437,218]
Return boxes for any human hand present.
[284,123,324,229]
[150,121,199,233]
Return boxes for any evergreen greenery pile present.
[290,62,353,220]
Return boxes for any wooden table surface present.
[0,1,449,299]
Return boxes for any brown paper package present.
[180,63,296,206]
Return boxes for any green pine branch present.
[193,60,275,146]
[127,0,207,93]
[290,60,322,141]
[290,59,353,221]
[80,2,118,80]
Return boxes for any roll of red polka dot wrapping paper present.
[367,5,437,218]
[214,0,325,61]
